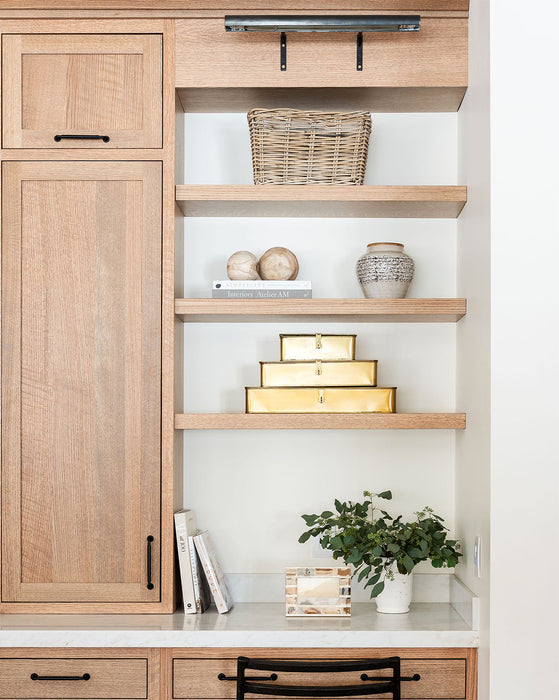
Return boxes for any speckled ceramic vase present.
[375,562,413,614]
[356,242,414,299]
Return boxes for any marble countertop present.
[0,603,478,648]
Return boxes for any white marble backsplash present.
[226,572,453,603]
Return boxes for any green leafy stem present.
[298,490,462,599]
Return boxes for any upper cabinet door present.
[1,161,162,606]
[2,34,162,148]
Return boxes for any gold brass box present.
[246,387,396,413]
[280,334,356,361]
[261,360,377,387]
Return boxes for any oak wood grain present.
[174,413,467,430]
[0,2,470,10]
[175,185,467,218]
[177,86,467,113]
[0,649,159,700]
[0,18,166,31]
[161,18,181,612]
[169,646,476,659]
[2,33,162,148]
[172,657,466,699]
[176,17,467,90]
[0,659,147,699]
[1,149,168,161]
[174,298,467,323]
[168,648,477,700]
[160,650,174,700]
[1,161,162,606]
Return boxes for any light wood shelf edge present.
[176,87,468,114]
[175,413,467,430]
[174,298,467,322]
[175,185,467,218]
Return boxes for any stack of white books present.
[174,510,233,614]
[212,280,312,299]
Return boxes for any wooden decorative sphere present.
[227,250,260,280]
[259,247,299,281]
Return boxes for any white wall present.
[456,0,491,696]
[182,112,460,593]
[490,0,559,697]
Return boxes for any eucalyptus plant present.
[299,490,461,599]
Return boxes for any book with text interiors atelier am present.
[193,530,234,614]
[174,510,210,614]
[212,280,312,299]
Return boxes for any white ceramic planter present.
[356,242,415,299]
[375,562,413,614]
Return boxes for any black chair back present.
[235,656,406,700]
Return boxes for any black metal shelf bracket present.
[357,32,363,70]
[279,31,363,71]
[226,15,420,73]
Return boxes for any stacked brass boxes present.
[246,334,396,413]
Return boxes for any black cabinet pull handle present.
[218,673,278,682]
[147,535,155,590]
[30,674,90,681]
[361,673,420,682]
[54,134,110,143]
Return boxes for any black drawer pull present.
[218,673,278,682]
[147,535,155,590]
[361,673,420,682]
[30,674,90,681]
[54,134,110,143]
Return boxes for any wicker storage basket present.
[248,108,372,185]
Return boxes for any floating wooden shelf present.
[175,413,466,430]
[175,298,466,323]
[176,87,467,115]
[175,185,467,219]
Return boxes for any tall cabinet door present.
[1,161,162,605]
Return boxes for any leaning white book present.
[193,531,234,614]
[188,531,211,613]
[174,510,198,614]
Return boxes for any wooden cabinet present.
[176,17,467,90]
[2,33,162,148]
[0,648,159,700]
[167,648,477,700]
[173,658,465,699]
[1,161,163,609]
[0,660,148,699]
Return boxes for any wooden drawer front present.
[0,658,148,699]
[176,18,467,89]
[172,658,466,700]
[2,34,162,148]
